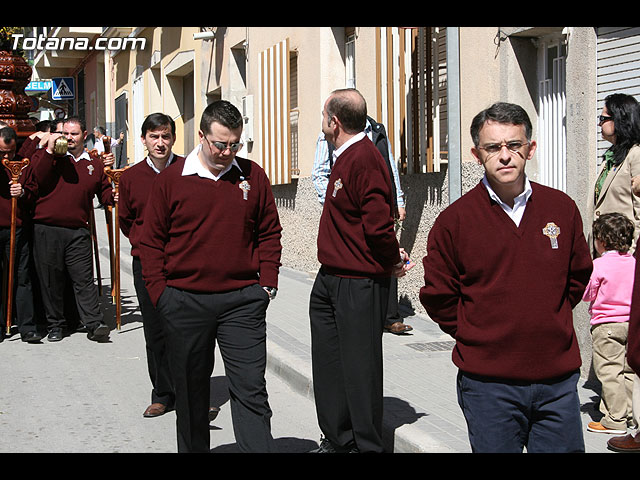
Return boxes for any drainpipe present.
[446,27,462,204]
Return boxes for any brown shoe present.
[608,433,640,452]
[384,321,413,335]
[587,421,626,435]
[143,403,167,418]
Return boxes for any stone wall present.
[271,162,485,316]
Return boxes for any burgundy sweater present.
[317,137,400,277]
[419,181,593,381]
[31,149,113,229]
[0,155,37,228]
[626,248,640,374]
[17,136,38,159]
[139,156,282,306]
[118,156,183,258]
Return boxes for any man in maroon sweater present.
[420,102,593,453]
[118,113,181,419]
[309,89,409,453]
[0,127,40,343]
[139,100,282,453]
[31,116,114,343]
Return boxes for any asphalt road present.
[0,243,322,453]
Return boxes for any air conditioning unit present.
[242,95,253,143]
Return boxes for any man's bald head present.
[326,88,367,134]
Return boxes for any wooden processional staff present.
[102,136,127,331]
[2,156,30,335]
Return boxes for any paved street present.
[0,207,623,453]
[0,211,320,453]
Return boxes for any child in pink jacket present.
[584,212,637,435]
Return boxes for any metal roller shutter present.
[596,27,640,161]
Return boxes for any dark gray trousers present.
[309,269,390,453]
[0,226,36,335]
[157,283,275,453]
[32,223,103,331]
[133,257,174,408]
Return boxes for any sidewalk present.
[102,213,615,453]
[264,267,617,453]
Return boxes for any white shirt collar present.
[70,150,92,162]
[146,152,175,174]
[332,131,366,165]
[182,144,242,181]
[482,174,532,226]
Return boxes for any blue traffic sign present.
[51,77,75,100]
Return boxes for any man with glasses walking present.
[419,102,593,453]
[139,100,282,453]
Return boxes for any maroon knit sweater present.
[419,181,593,381]
[317,137,400,277]
[0,155,37,228]
[626,248,640,374]
[31,149,113,229]
[118,156,183,258]
[139,155,282,306]
[17,136,38,159]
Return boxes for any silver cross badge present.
[542,222,561,249]
[332,178,343,198]
[87,164,94,175]
[239,180,251,200]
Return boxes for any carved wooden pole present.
[104,164,126,330]
[2,156,29,334]
[102,134,127,330]
[87,142,110,298]
[100,137,115,299]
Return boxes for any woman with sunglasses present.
[592,93,640,256]
[588,93,640,441]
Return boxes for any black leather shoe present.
[309,437,337,453]
[308,436,360,453]
[87,323,110,342]
[21,331,42,343]
[47,328,63,342]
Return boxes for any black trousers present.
[0,226,36,335]
[385,276,400,325]
[156,283,275,453]
[309,269,390,453]
[132,257,174,408]
[32,224,104,331]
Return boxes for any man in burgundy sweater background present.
[30,116,114,343]
[309,89,411,453]
[0,127,40,343]
[139,100,282,453]
[420,102,593,453]
[118,113,182,420]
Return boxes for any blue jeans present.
[456,370,585,453]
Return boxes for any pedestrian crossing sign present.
[51,77,75,100]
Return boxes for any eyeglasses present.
[598,115,613,124]
[477,141,530,157]
[204,138,243,152]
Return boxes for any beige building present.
[26,26,640,377]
